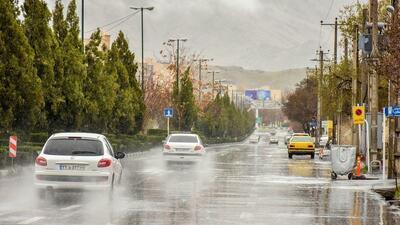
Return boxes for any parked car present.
[163,133,206,160]
[34,133,125,197]
[287,135,315,159]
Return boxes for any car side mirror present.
[204,144,209,147]
[115,152,125,159]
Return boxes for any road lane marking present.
[60,204,81,211]
[18,217,44,224]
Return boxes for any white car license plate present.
[59,164,85,171]
[176,148,190,151]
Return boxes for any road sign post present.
[164,108,173,136]
[382,108,386,180]
[352,106,365,125]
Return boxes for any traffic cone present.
[356,156,361,177]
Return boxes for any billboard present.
[245,90,271,101]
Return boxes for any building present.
[84,30,111,50]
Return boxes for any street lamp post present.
[169,38,188,95]
[130,6,154,94]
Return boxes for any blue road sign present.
[164,108,173,118]
[384,106,400,117]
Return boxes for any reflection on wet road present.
[0,130,399,224]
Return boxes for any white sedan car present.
[34,133,124,197]
[163,133,206,160]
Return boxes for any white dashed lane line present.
[18,216,44,224]
[60,204,82,211]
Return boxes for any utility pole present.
[321,18,343,65]
[81,0,84,46]
[130,6,154,94]
[334,18,338,65]
[352,25,360,152]
[389,0,399,179]
[318,49,324,146]
[168,38,188,95]
[207,71,219,100]
[194,58,213,102]
[310,48,329,146]
[361,8,369,103]
[369,0,379,161]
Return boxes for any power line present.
[324,0,335,20]
[105,11,139,32]
[85,11,139,34]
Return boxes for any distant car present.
[163,133,206,159]
[34,133,125,197]
[249,135,260,143]
[269,137,279,144]
[287,135,315,159]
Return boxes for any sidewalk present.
[0,169,9,178]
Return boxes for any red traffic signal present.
[355,109,363,116]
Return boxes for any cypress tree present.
[22,0,58,130]
[57,0,86,130]
[179,68,197,131]
[113,32,145,133]
[0,0,43,131]
[84,29,117,132]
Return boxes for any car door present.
[103,137,122,182]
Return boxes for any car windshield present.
[168,135,198,143]
[290,136,312,142]
[43,138,103,156]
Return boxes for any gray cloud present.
[46,0,362,71]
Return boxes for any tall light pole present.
[130,6,154,94]
[168,38,187,95]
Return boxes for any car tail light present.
[97,159,112,168]
[35,156,47,166]
[308,145,314,148]
[164,144,171,150]
[289,145,295,148]
[194,145,203,151]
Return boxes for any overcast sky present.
[46,0,364,71]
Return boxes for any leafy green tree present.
[84,29,117,132]
[283,76,317,132]
[0,0,43,131]
[22,0,59,130]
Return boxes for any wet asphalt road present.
[0,129,400,225]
